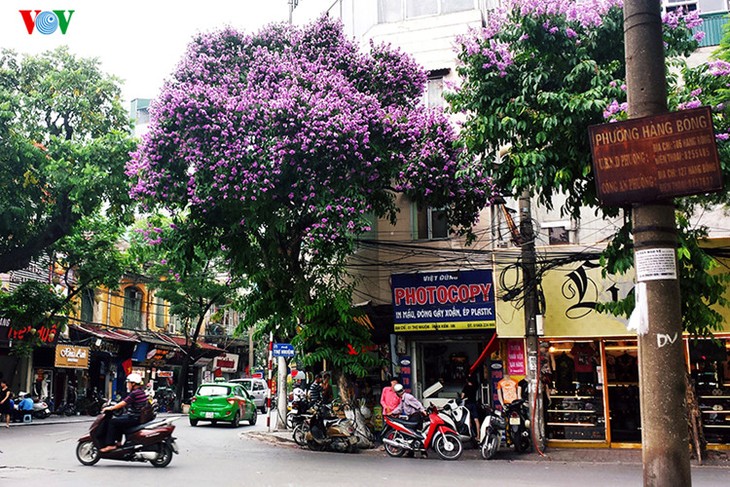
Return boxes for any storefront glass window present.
[545,339,606,441]
[605,340,641,443]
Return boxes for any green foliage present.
[0,46,135,274]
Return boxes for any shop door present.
[605,340,641,443]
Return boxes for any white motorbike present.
[479,405,506,459]
[438,399,479,447]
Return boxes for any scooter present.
[439,399,478,447]
[504,399,532,453]
[32,396,52,419]
[382,406,463,461]
[479,404,506,459]
[304,402,359,453]
[76,410,179,468]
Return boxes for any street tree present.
[128,17,495,376]
[0,46,136,353]
[448,0,730,336]
[127,215,244,408]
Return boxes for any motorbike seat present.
[388,416,421,429]
[123,418,162,435]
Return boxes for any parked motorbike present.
[503,399,532,453]
[303,402,358,453]
[76,410,178,468]
[439,399,478,447]
[32,396,52,419]
[382,406,463,461]
[479,404,506,459]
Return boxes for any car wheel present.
[211,420,218,425]
[248,408,257,426]
[150,443,173,468]
[231,411,240,428]
[76,440,100,466]
[189,417,198,427]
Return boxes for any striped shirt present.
[123,388,148,415]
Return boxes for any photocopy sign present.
[391,269,495,333]
[589,106,722,205]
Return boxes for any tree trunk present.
[686,373,705,464]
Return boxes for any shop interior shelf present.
[551,395,596,399]
[547,409,598,413]
[547,422,598,427]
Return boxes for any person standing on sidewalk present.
[0,381,13,427]
[379,378,401,416]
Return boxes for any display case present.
[547,391,606,441]
[698,392,730,444]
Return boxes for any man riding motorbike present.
[100,373,148,453]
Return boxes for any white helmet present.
[126,373,143,384]
[393,383,404,393]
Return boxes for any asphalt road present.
[0,415,727,487]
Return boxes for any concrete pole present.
[624,2,691,485]
[277,356,288,430]
[519,190,541,448]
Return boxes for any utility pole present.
[624,1,691,485]
[519,190,541,448]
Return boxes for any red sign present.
[589,106,722,205]
[507,340,525,375]
[1,323,58,344]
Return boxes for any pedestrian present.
[322,372,333,403]
[460,376,481,439]
[0,380,13,427]
[379,377,401,416]
[308,374,324,405]
[390,384,427,430]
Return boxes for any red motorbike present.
[76,411,178,468]
[382,406,463,460]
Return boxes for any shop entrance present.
[416,339,484,403]
[605,340,641,443]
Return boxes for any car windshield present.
[197,385,230,396]
[237,381,252,391]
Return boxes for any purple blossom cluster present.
[128,16,493,250]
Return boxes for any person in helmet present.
[100,373,149,452]
[390,383,426,430]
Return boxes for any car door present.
[234,386,247,416]
[240,387,255,418]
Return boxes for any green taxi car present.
[189,382,257,427]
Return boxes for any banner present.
[391,269,495,332]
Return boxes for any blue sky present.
[0,1,289,105]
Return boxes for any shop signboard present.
[400,356,412,392]
[507,340,526,375]
[213,353,239,373]
[391,269,495,333]
[589,106,722,206]
[54,344,90,369]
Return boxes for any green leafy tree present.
[0,46,135,273]
[0,47,136,354]
[450,0,730,336]
[128,17,495,375]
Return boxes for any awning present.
[160,334,224,352]
[69,323,139,343]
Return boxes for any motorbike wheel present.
[307,438,326,451]
[514,431,532,453]
[231,411,240,428]
[383,430,407,458]
[434,432,463,461]
[150,443,173,468]
[286,412,294,429]
[293,423,309,446]
[480,431,500,460]
[248,408,257,426]
[76,441,100,466]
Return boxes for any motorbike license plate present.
[509,417,521,426]
[205,412,215,419]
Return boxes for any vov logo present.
[19,10,75,35]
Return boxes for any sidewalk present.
[246,429,730,467]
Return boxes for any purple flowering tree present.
[128,17,494,374]
[450,0,729,337]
